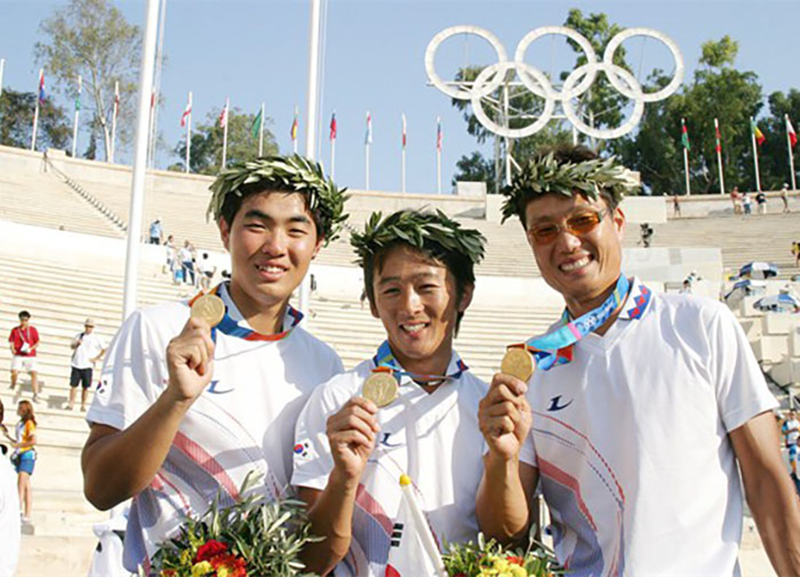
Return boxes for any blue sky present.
[1,0,798,195]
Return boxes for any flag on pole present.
[329,111,337,141]
[436,116,443,152]
[365,111,373,145]
[715,121,722,154]
[751,119,766,146]
[291,107,299,141]
[681,118,690,151]
[787,116,798,148]
[150,89,155,110]
[37,70,46,103]
[402,113,407,148]
[74,76,82,111]
[180,96,192,127]
[219,101,228,128]
[251,107,263,139]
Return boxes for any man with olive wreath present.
[82,155,347,571]
[293,209,489,577]
[476,145,800,576]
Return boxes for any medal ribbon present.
[518,275,641,371]
[188,283,303,343]
[372,340,468,383]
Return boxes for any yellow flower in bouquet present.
[190,561,213,577]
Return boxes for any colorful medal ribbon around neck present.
[188,283,303,343]
[372,340,468,384]
[516,274,634,371]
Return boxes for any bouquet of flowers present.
[149,472,320,577]
[443,531,561,577]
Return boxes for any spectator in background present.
[67,319,106,412]
[792,242,800,267]
[638,223,654,248]
[148,218,163,245]
[782,410,800,480]
[164,235,177,279]
[731,186,742,215]
[743,191,753,215]
[0,399,20,577]
[11,401,36,526]
[196,253,216,291]
[672,194,682,218]
[8,311,40,403]
[679,279,693,294]
[756,190,767,215]
[179,240,195,286]
[782,184,791,213]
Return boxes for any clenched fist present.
[165,316,215,405]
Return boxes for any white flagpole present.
[714,118,725,195]
[436,116,442,194]
[221,97,229,169]
[365,111,371,190]
[258,102,265,157]
[293,105,299,154]
[0,59,5,98]
[71,75,81,158]
[681,118,690,196]
[110,80,119,163]
[31,68,42,152]
[185,91,192,173]
[399,475,448,577]
[751,116,762,192]
[122,0,160,321]
[331,132,336,180]
[401,113,406,193]
[786,114,797,191]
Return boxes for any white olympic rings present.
[425,25,684,140]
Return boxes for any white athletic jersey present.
[0,456,20,577]
[71,332,106,369]
[87,283,343,572]
[519,278,777,577]
[783,419,800,446]
[292,355,489,577]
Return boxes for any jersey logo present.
[380,432,402,448]
[547,395,573,412]
[207,380,233,395]
[293,441,310,458]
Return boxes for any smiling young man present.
[292,210,488,577]
[476,145,800,576]
[81,155,347,571]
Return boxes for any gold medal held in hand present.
[501,346,534,382]
[362,369,399,408]
[190,293,226,328]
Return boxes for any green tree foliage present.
[34,0,141,160]
[0,88,70,150]
[170,107,279,175]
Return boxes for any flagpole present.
[330,132,336,180]
[751,116,762,192]
[436,116,442,194]
[401,113,406,193]
[681,118,690,196]
[787,114,797,191]
[714,118,725,195]
[221,97,229,169]
[71,75,81,158]
[122,0,160,321]
[258,102,265,157]
[0,58,5,97]
[31,68,42,151]
[185,91,192,173]
[110,81,119,163]
[293,105,299,154]
[365,111,371,190]
[366,139,370,189]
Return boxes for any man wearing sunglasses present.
[476,144,800,576]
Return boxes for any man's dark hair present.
[18,310,30,320]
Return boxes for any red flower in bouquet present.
[195,540,228,563]
[507,556,524,565]
[210,552,248,577]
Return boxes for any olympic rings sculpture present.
[425,25,684,140]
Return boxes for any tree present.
[0,88,71,150]
[452,151,497,194]
[170,107,279,175]
[34,0,142,161]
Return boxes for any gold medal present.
[501,347,534,382]
[190,294,226,328]
[362,370,399,408]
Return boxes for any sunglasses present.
[527,208,610,246]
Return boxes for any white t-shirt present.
[0,456,20,577]
[293,355,488,577]
[783,419,800,446]
[71,332,106,369]
[519,278,777,577]
[87,283,343,571]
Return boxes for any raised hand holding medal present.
[362,368,399,408]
